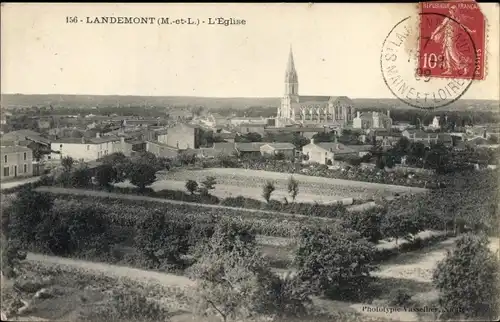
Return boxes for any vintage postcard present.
[1,2,499,322]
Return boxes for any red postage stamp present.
[418,1,485,80]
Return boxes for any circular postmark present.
[380,13,479,110]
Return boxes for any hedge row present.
[50,193,340,237]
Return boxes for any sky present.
[1,3,499,100]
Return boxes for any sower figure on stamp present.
[429,5,476,76]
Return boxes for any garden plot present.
[162,168,427,200]
[115,179,352,204]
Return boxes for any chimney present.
[387,110,390,118]
[96,132,101,138]
[356,111,360,118]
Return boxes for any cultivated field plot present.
[161,168,428,200]
[116,179,352,204]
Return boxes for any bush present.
[34,204,111,256]
[185,180,198,195]
[294,225,378,300]
[340,208,384,243]
[84,292,170,322]
[433,233,499,320]
[134,210,192,268]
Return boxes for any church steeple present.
[285,45,298,95]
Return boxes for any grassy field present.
[161,168,428,201]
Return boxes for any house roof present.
[235,142,267,152]
[262,143,296,150]
[405,130,439,139]
[214,132,237,140]
[213,142,237,152]
[146,140,179,149]
[344,145,373,152]
[356,112,391,121]
[2,130,51,145]
[312,142,357,154]
[369,130,401,137]
[53,136,122,144]
[265,126,326,133]
[239,123,266,128]
[0,145,32,154]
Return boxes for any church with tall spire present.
[276,46,355,128]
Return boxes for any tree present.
[287,176,299,202]
[340,208,384,243]
[262,181,275,203]
[1,195,26,279]
[70,166,92,187]
[134,211,191,268]
[433,234,499,320]
[95,164,118,188]
[294,226,378,300]
[187,220,305,321]
[200,176,217,196]
[61,156,74,172]
[7,188,54,247]
[381,210,424,245]
[185,180,199,195]
[34,204,110,256]
[128,162,157,191]
[100,152,130,182]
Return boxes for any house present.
[352,111,392,130]
[344,145,373,157]
[235,142,267,158]
[362,130,402,146]
[402,130,453,148]
[302,139,357,165]
[213,142,238,156]
[214,132,237,143]
[402,130,439,144]
[428,116,441,130]
[50,133,132,162]
[230,117,268,126]
[260,143,296,158]
[145,141,179,158]
[238,123,267,136]
[2,129,52,161]
[0,144,33,181]
[264,126,329,139]
[159,123,201,150]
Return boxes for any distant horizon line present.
[1,92,498,102]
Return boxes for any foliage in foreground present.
[433,233,500,320]
[294,225,379,301]
[188,221,311,321]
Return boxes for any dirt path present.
[0,176,41,190]
[34,186,340,221]
[375,237,500,283]
[26,253,195,288]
